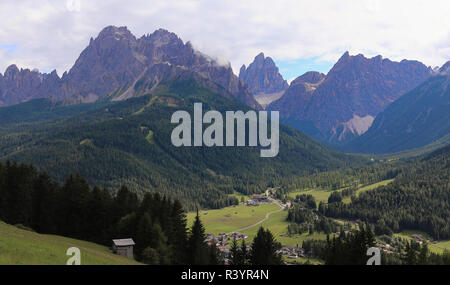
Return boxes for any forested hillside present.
[0,76,363,210]
[0,160,231,264]
[344,74,450,153]
[321,144,450,239]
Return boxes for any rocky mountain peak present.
[97,26,135,41]
[0,26,261,109]
[4,64,20,78]
[144,28,183,47]
[338,51,350,62]
[268,52,433,143]
[439,61,450,74]
[254,52,265,63]
[291,71,326,86]
[239,52,288,96]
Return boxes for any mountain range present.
[0,26,261,110]
[343,65,450,153]
[267,52,434,143]
[1,25,449,157]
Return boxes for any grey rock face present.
[0,26,261,110]
[268,52,433,142]
[239,52,288,95]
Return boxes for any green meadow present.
[394,230,450,254]
[342,179,394,203]
[187,203,280,235]
[0,221,141,265]
[242,210,329,247]
[287,179,395,204]
[187,203,330,248]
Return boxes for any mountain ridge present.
[239,52,288,108]
[0,26,261,110]
[343,73,450,154]
[267,52,433,143]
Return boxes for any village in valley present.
[193,192,444,265]
[200,193,308,264]
[107,190,446,265]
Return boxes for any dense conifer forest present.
[320,145,450,239]
[0,79,364,210]
[0,160,285,265]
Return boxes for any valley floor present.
[188,178,450,265]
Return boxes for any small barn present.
[112,238,135,259]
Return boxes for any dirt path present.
[227,203,284,234]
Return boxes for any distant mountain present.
[267,52,433,143]
[239,52,288,108]
[268,71,326,140]
[440,61,450,73]
[0,65,61,106]
[343,69,450,154]
[0,26,261,110]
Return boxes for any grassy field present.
[242,210,329,247]
[287,179,394,204]
[287,188,331,202]
[186,179,396,251]
[0,221,141,265]
[187,203,280,235]
[188,204,329,248]
[283,255,323,265]
[228,191,251,203]
[342,179,394,203]
[394,230,450,254]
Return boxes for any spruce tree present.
[404,240,417,265]
[250,227,283,265]
[229,238,240,265]
[418,242,429,265]
[187,213,209,264]
[169,199,188,264]
[240,239,249,265]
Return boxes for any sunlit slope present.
[0,221,141,265]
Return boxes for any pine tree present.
[135,213,154,261]
[240,238,249,265]
[250,227,283,265]
[229,237,240,265]
[208,242,223,265]
[58,174,91,238]
[187,213,209,265]
[418,242,429,265]
[168,199,188,264]
[31,172,57,233]
[404,240,417,265]
[113,185,138,221]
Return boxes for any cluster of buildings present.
[276,246,305,259]
[376,241,394,254]
[411,234,425,243]
[205,232,248,246]
[246,194,269,206]
[205,232,249,263]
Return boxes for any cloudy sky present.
[1,0,450,81]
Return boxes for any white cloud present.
[0,0,449,76]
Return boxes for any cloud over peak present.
[0,0,449,77]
